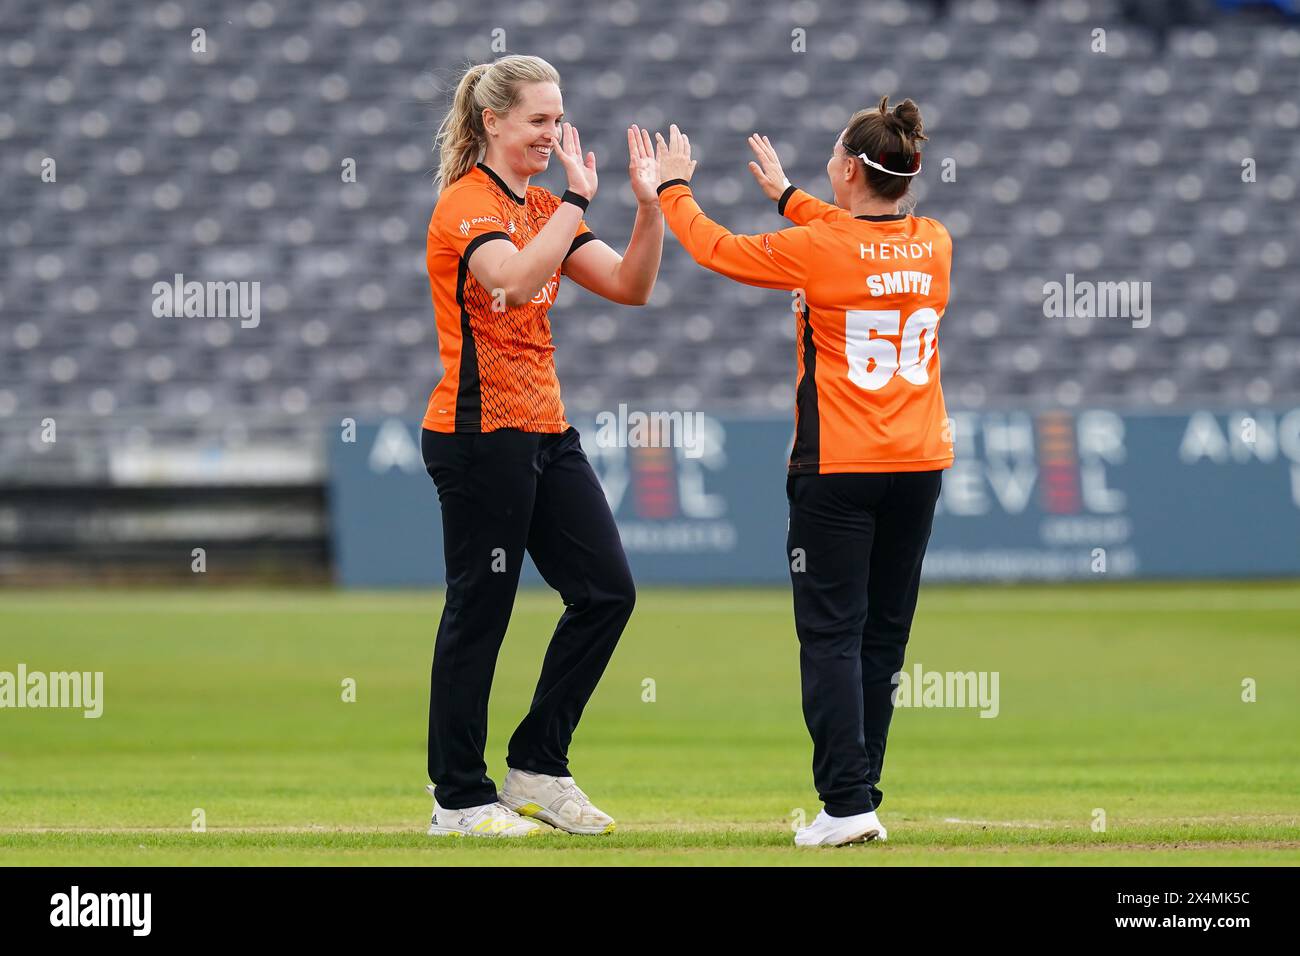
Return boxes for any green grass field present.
[1,584,1297,866]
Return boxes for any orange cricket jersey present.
[423,162,596,433]
[658,181,955,475]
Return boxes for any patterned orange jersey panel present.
[660,182,954,474]
[422,163,595,433]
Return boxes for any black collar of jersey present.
[477,162,527,205]
[855,212,908,221]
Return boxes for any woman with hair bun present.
[655,96,954,847]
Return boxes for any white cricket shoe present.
[794,808,888,847]
[425,785,543,838]
[498,768,616,835]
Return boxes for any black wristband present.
[777,183,798,216]
[656,178,691,195]
[560,190,590,212]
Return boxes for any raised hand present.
[746,133,790,201]
[654,123,697,186]
[627,124,659,206]
[553,121,597,201]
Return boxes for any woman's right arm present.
[467,122,596,307]
[656,124,811,291]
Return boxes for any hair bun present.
[877,95,926,143]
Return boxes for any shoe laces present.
[451,802,499,827]
[481,802,523,825]
[557,777,592,807]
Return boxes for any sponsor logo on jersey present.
[459,215,505,236]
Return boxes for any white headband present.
[858,152,922,177]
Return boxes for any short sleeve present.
[566,217,598,261]
[432,183,513,260]
[536,189,598,261]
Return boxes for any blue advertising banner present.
[327,409,1300,587]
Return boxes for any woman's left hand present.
[627,124,659,206]
[746,133,790,201]
[655,124,697,186]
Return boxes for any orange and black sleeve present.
[657,180,812,291]
[777,184,853,226]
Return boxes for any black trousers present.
[422,426,635,809]
[786,470,943,817]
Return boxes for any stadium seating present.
[3,0,1298,466]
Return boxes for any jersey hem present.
[421,417,570,434]
[787,457,954,475]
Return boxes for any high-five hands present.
[746,133,790,201]
[650,127,787,196]
[654,124,697,185]
[553,121,598,201]
[627,124,659,205]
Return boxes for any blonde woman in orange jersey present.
[421,56,664,838]
[655,98,953,847]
